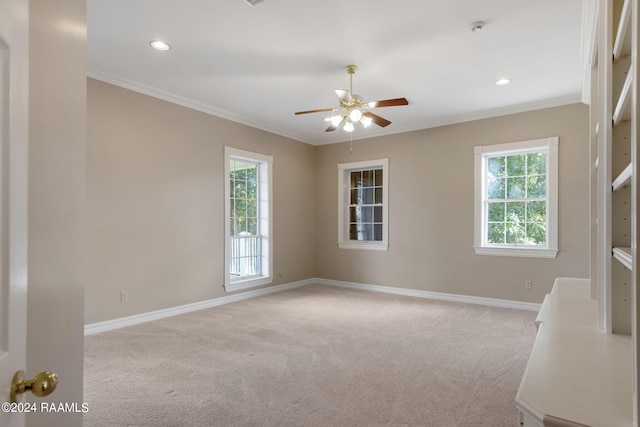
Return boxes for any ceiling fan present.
[294,65,409,133]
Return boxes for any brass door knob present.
[10,370,58,403]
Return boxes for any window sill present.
[473,246,558,259]
[338,241,389,251]
[224,276,273,293]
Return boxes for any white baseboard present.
[314,278,542,312]
[84,279,314,335]
[85,277,541,335]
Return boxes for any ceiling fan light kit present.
[295,64,409,133]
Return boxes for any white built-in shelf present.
[613,246,633,270]
[516,278,633,426]
[613,66,633,125]
[612,162,632,191]
[613,0,632,61]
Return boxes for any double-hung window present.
[474,137,558,258]
[224,147,273,292]
[337,159,389,251]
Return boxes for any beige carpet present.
[84,284,537,426]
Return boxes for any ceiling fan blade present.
[363,111,391,127]
[335,89,353,104]
[295,108,336,115]
[326,117,346,132]
[366,97,409,108]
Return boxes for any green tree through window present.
[486,152,547,245]
[230,160,259,237]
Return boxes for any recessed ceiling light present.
[150,40,171,51]
[495,78,512,86]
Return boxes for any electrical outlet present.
[120,291,128,302]
[525,280,533,289]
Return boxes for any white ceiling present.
[87,0,588,146]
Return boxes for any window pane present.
[362,170,373,186]
[363,206,373,222]
[527,152,546,175]
[487,222,505,243]
[487,177,505,199]
[488,202,505,221]
[350,224,373,241]
[350,189,358,204]
[247,180,257,199]
[526,222,546,245]
[237,216,246,233]
[247,218,257,235]
[359,224,373,240]
[247,201,257,218]
[507,154,526,176]
[506,202,525,222]
[374,206,383,222]
[235,168,246,181]
[374,224,383,241]
[506,222,526,244]
[350,206,359,222]
[235,180,247,199]
[374,187,382,204]
[349,224,358,240]
[487,157,505,177]
[374,169,383,186]
[246,166,257,182]
[527,175,546,198]
[350,171,360,189]
[362,188,374,204]
[507,177,525,199]
[527,201,546,222]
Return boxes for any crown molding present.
[87,68,318,145]
[88,69,583,147]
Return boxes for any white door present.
[0,0,33,425]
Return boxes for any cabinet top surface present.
[516,278,633,427]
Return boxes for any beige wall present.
[86,79,316,324]
[315,103,589,303]
[27,0,86,425]
[87,79,588,323]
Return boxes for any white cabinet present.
[515,278,633,427]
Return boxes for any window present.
[474,137,558,258]
[338,159,389,251]
[224,147,273,292]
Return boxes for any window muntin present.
[474,137,558,258]
[349,168,384,241]
[338,159,389,251]
[229,159,260,278]
[224,147,273,292]
[485,151,547,246]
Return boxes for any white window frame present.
[224,147,273,292]
[337,158,389,251]
[473,137,558,259]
